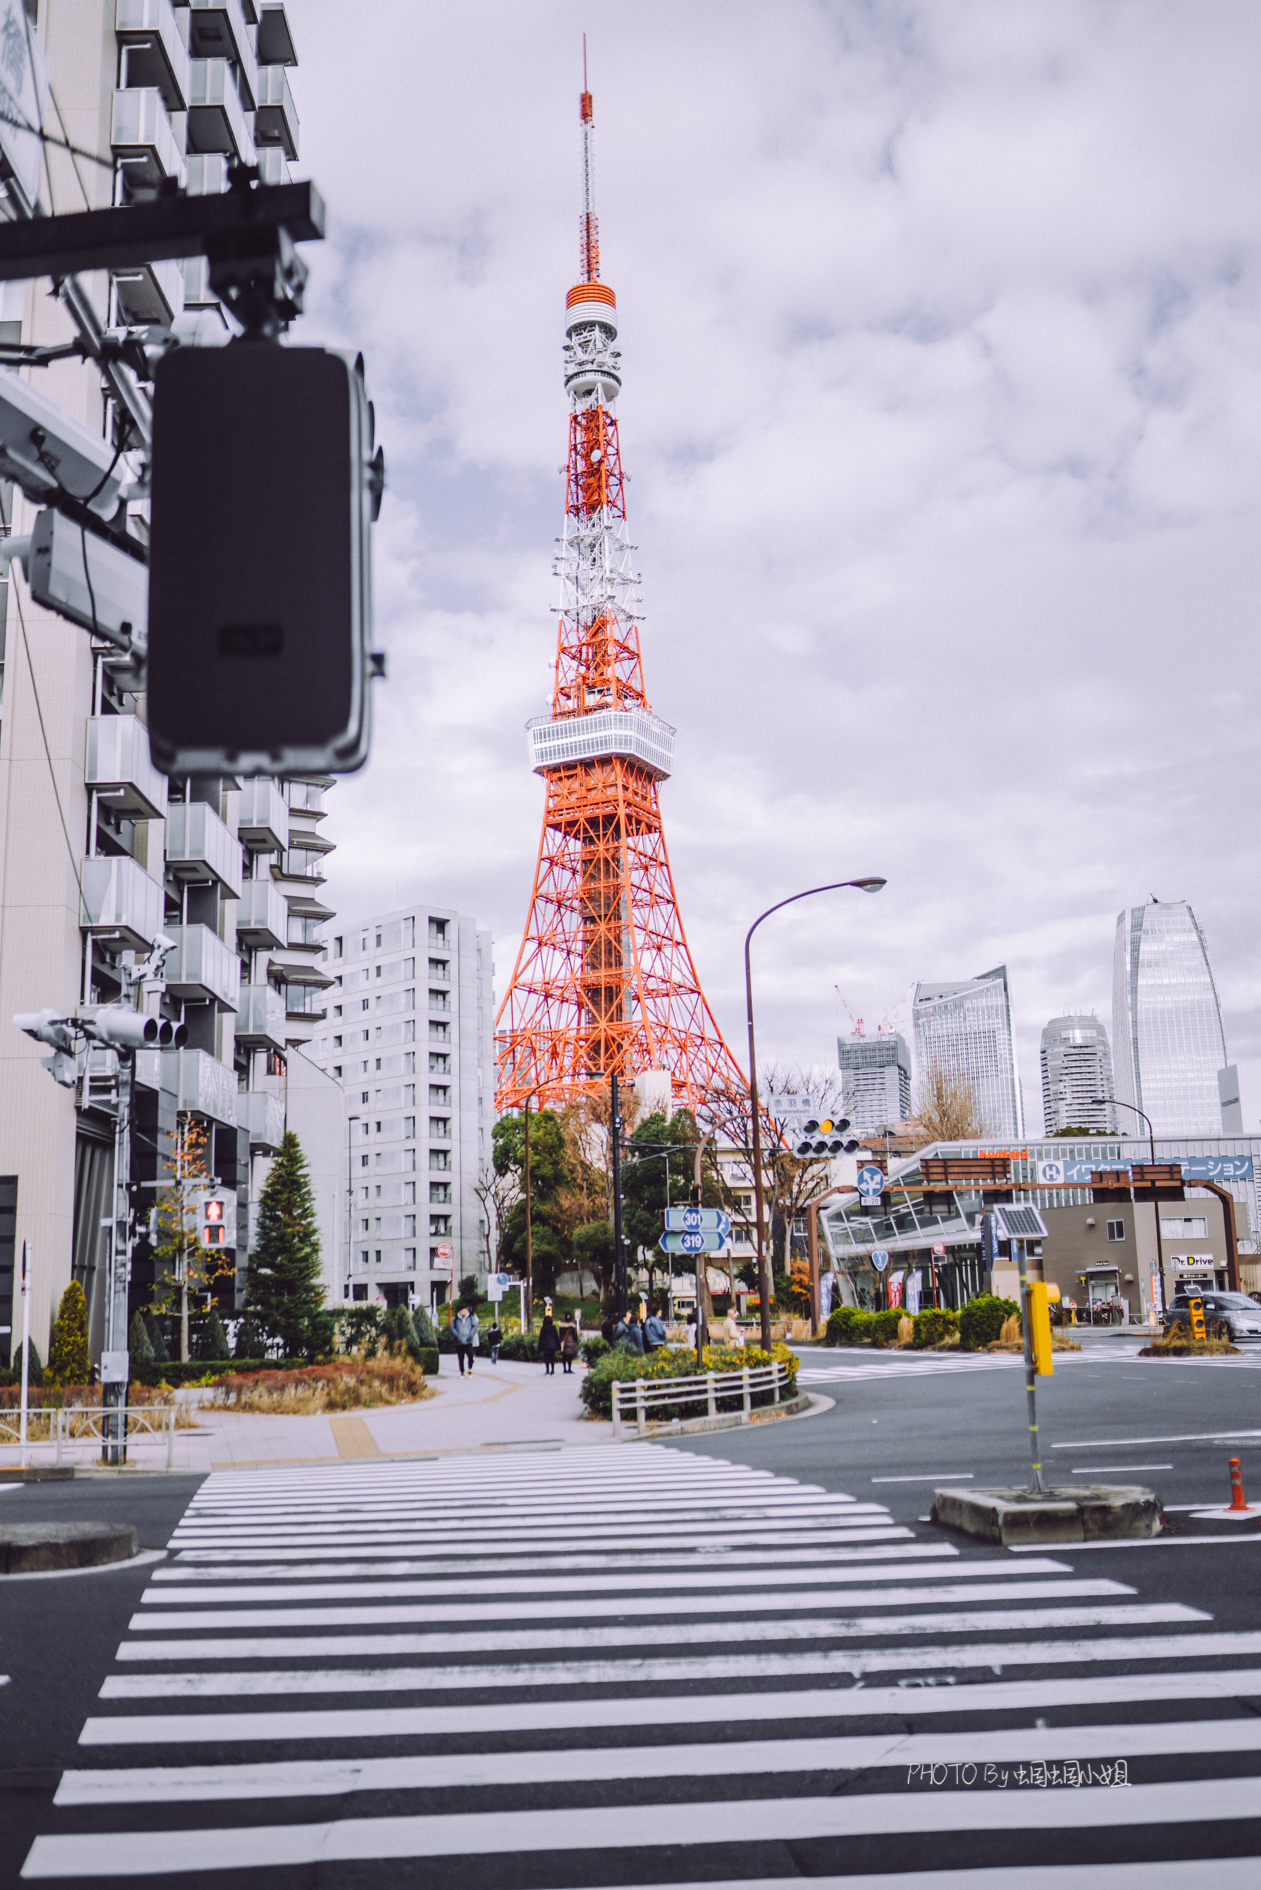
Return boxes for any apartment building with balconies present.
[0,0,325,1366]
[308,906,494,1314]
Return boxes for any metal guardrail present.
[0,1404,177,1470]
[611,1362,790,1438]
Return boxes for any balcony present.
[428,991,451,1014]
[113,255,185,324]
[256,146,290,187]
[186,152,229,196]
[253,64,297,158]
[284,985,327,1022]
[81,854,161,951]
[188,0,257,106]
[188,59,255,160]
[165,800,243,899]
[111,88,186,192]
[165,924,241,1011]
[238,1087,285,1153]
[266,945,334,989]
[257,3,298,66]
[235,876,287,949]
[163,1046,238,1126]
[116,0,189,110]
[237,777,288,853]
[276,848,326,885]
[235,984,287,1052]
[85,714,167,820]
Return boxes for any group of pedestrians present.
[537,1312,580,1375]
[600,1306,670,1354]
[451,1296,733,1379]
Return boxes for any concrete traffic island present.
[930,1483,1164,1548]
[0,1522,138,1574]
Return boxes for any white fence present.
[611,1362,791,1438]
[0,1405,178,1470]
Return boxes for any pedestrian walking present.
[539,1312,561,1375]
[488,1318,502,1364]
[560,1320,579,1374]
[720,1308,745,1348]
[643,1306,667,1354]
[451,1304,479,1377]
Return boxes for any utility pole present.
[611,1072,627,1317]
[101,1052,134,1465]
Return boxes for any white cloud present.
[288,0,1261,1132]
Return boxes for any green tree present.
[128,1309,154,1364]
[145,1310,170,1364]
[47,1281,91,1387]
[245,1131,325,1357]
[192,1309,230,1361]
[456,1273,480,1309]
[233,1312,265,1361]
[382,1304,420,1358]
[572,1220,615,1299]
[494,1109,574,1307]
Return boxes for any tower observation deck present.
[494,65,742,1113]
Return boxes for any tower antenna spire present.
[579,38,598,282]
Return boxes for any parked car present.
[1164,1291,1261,1342]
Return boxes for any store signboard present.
[1037,1155,1253,1186]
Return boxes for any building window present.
[430,1182,450,1203]
[404,1215,416,1236]
[403,957,415,977]
[429,1084,449,1104]
[352,1283,367,1302]
[430,1216,451,1236]
[334,937,343,958]
[333,1066,342,1077]
[404,1085,415,1105]
[334,1035,342,1048]
[1106,1220,1126,1242]
[429,1117,450,1139]
[361,1090,369,1104]
[404,1182,416,1204]
[404,1248,416,1271]
[403,1116,415,1138]
[429,1053,449,1074]
[361,999,369,1012]
[375,1121,382,1134]
[359,1250,368,1265]
[430,1150,451,1171]
[360,1155,369,1169]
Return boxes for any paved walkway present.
[0,1360,608,1474]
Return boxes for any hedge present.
[580,1342,798,1420]
[127,1351,440,1389]
[958,1294,1019,1351]
[911,1308,958,1349]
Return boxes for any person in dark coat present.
[601,1310,617,1344]
[623,1316,645,1355]
[538,1314,561,1375]
[487,1318,502,1364]
[559,1320,579,1374]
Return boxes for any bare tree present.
[909,1066,985,1146]
[474,1160,518,1271]
[706,1062,852,1268]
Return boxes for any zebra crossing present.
[795,1347,1261,1384]
[19,1442,1261,1884]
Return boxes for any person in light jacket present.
[452,1305,479,1377]
[643,1308,667,1354]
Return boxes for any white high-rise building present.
[1040,1016,1116,1135]
[837,1031,912,1136]
[310,905,493,1312]
[1112,900,1229,1137]
[912,966,1021,1140]
[0,0,330,1367]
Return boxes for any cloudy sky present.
[292,0,1261,1135]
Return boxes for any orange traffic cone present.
[1228,1457,1249,1512]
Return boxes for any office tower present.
[311,906,494,1311]
[837,1030,912,1136]
[0,0,315,1365]
[912,966,1021,1140]
[1113,900,1230,1137]
[1040,1016,1116,1135]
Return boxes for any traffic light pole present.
[102,1053,134,1466]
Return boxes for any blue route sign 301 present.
[663,1207,732,1235]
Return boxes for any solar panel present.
[996,1204,1048,1240]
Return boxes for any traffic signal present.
[13,1008,79,1087]
[794,1116,860,1158]
[80,1007,187,1051]
[1027,1281,1053,1376]
[146,344,384,777]
[194,1190,236,1252]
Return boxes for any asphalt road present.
[2,1342,1259,1887]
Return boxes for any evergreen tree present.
[381,1304,420,1358]
[145,1310,170,1363]
[233,1312,266,1361]
[245,1131,325,1356]
[47,1281,91,1386]
[128,1309,154,1364]
[411,1302,437,1348]
[193,1309,230,1361]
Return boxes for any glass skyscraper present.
[912,966,1021,1139]
[1040,1016,1116,1135]
[837,1031,913,1136]
[1112,901,1228,1137]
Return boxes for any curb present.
[1,1521,138,1574]
[0,1466,74,1484]
[612,1391,817,1442]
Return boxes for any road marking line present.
[1053,1431,1261,1448]
[872,1475,974,1483]
[21,1778,1261,1877]
[52,1715,1261,1806]
[1069,1465,1173,1473]
[152,1542,954,1579]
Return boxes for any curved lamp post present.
[1093,1095,1163,1319]
[745,878,886,1353]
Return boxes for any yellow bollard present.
[1028,1282,1054,1377]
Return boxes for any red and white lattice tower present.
[494,62,743,1113]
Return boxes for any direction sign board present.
[857,1164,885,1201]
[486,1271,513,1302]
[664,1207,732,1235]
[659,1230,725,1254]
[871,1249,890,1272]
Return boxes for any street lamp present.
[345,1114,360,1305]
[1093,1096,1164,1319]
[745,877,887,1353]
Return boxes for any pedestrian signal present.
[194,1190,236,1251]
[794,1116,859,1158]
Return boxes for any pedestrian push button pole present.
[993,1204,1052,1496]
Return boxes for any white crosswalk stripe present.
[20,1441,1261,1885]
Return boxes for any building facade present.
[837,1030,912,1137]
[1113,900,1229,1137]
[0,0,333,1367]
[912,966,1021,1139]
[1040,1015,1116,1135]
[309,905,493,1312]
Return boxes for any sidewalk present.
[0,1359,610,1474]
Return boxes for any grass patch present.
[1138,1333,1241,1358]
[209,1355,433,1413]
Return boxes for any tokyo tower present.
[494,62,743,1113]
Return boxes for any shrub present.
[381,1305,421,1360]
[911,1308,958,1350]
[498,1333,539,1362]
[212,1355,431,1413]
[870,1309,903,1347]
[580,1335,610,1365]
[233,1313,266,1362]
[580,1341,798,1420]
[192,1310,230,1361]
[128,1309,154,1364]
[997,1312,1022,1347]
[0,1340,43,1386]
[47,1282,91,1387]
[146,1311,170,1364]
[824,1306,860,1346]
[411,1304,438,1348]
[958,1294,1019,1351]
